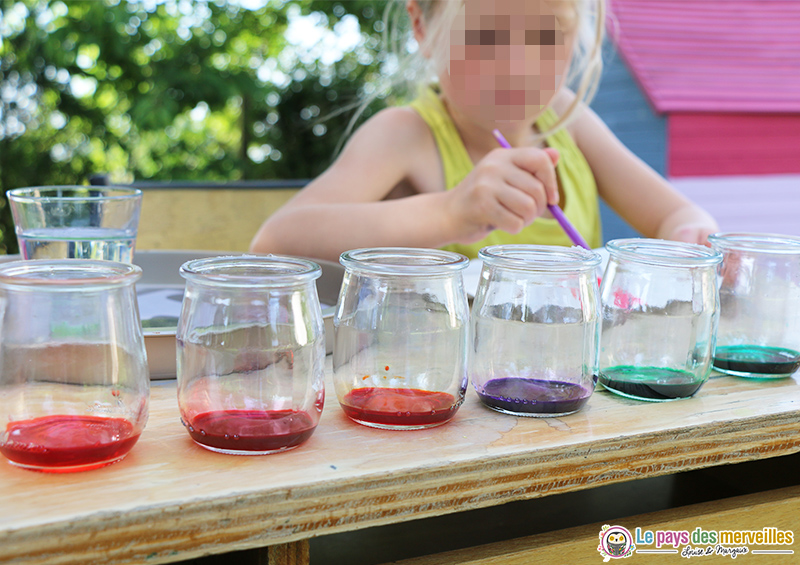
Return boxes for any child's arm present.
[250,108,456,260]
[251,107,559,260]
[568,99,719,244]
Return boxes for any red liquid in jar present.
[0,415,139,472]
[341,388,458,427]
[185,410,317,452]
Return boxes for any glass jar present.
[7,186,142,262]
[177,256,325,455]
[471,245,601,417]
[333,248,469,430]
[709,233,800,377]
[599,239,722,401]
[0,260,149,472]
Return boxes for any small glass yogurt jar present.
[333,248,470,430]
[709,232,800,378]
[177,255,325,454]
[0,260,149,472]
[470,245,602,416]
[598,239,722,401]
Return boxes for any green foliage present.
[0,0,395,253]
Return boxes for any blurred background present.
[2,0,798,254]
[0,0,396,253]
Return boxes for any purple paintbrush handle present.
[492,129,591,250]
[547,204,591,250]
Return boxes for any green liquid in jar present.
[713,345,800,378]
[599,366,706,401]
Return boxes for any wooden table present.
[2,366,799,565]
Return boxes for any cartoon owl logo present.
[597,525,635,561]
[607,532,627,555]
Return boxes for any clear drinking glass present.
[333,248,469,430]
[709,233,800,378]
[599,239,722,401]
[0,260,149,472]
[177,256,325,455]
[471,245,601,417]
[7,186,142,262]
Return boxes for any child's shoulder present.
[341,105,438,170]
[350,105,434,150]
[336,105,442,194]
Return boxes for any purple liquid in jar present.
[476,376,594,416]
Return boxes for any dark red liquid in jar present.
[340,388,459,428]
[185,410,317,453]
[0,415,139,472]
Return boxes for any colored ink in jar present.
[1,415,140,472]
[475,377,595,415]
[183,409,317,452]
[470,245,601,417]
[340,388,459,427]
[598,239,722,401]
[177,256,325,454]
[0,260,149,472]
[713,345,800,377]
[709,233,800,378]
[333,248,469,430]
[598,366,705,401]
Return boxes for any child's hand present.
[667,223,716,246]
[445,147,560,244]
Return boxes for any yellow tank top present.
[409,88,602,258]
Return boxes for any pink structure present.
[610,0,800,177]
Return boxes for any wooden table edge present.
[2,409,799,565]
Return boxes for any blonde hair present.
[342,0,606,146]
[559,0,606,134]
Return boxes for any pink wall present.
[610,1,800,114]
[668,113,800,177]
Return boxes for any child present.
[250,0,718,260]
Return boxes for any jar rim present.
[6,186,142,202]
[708,232,800,254]
[479,244,601,271]
[339,247,468,276]
[0,259,142,287]
[606,238,722,267]
[180,254,321,287]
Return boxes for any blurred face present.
[439,0,576,124]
